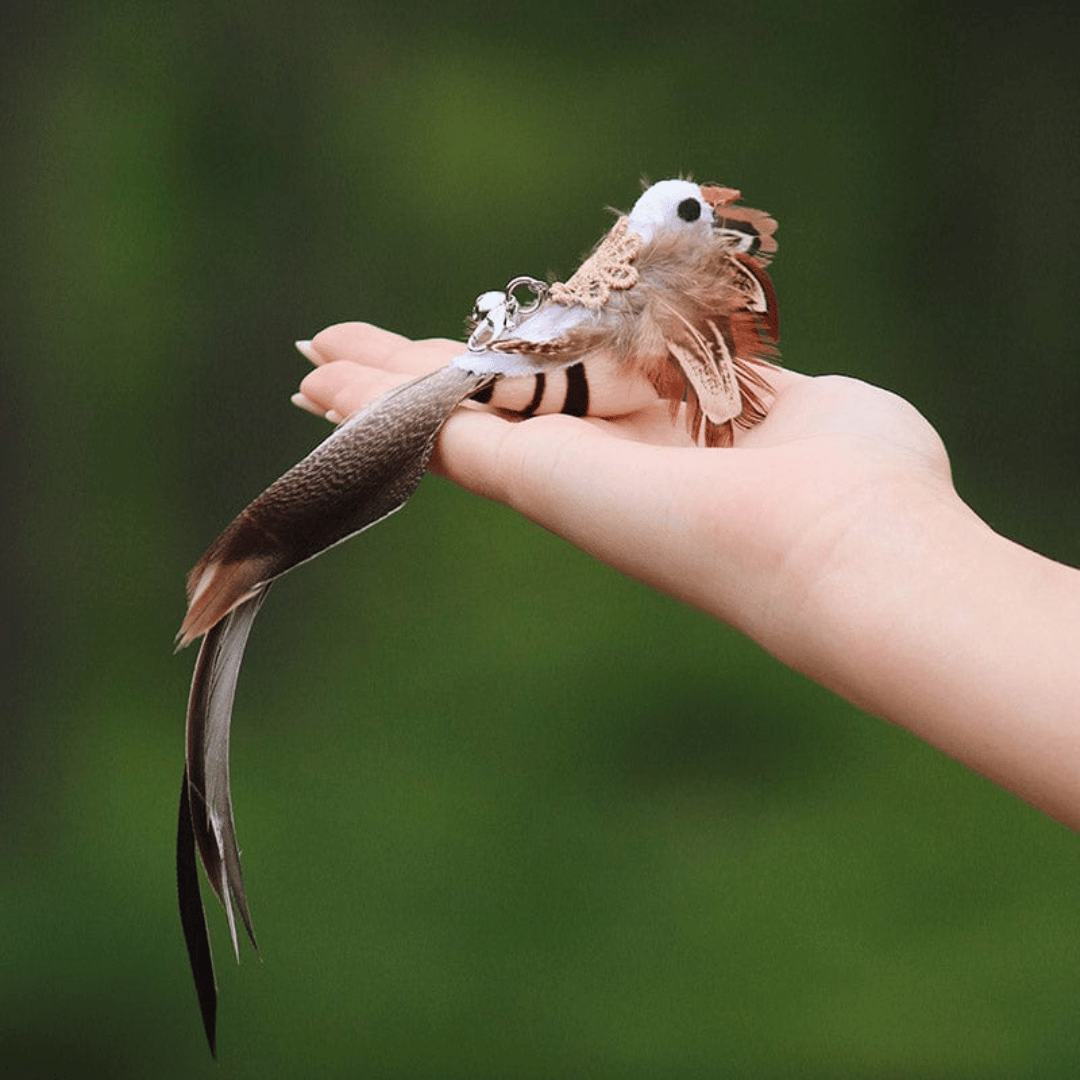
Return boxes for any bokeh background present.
[4,2,1080,1077]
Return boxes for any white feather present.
[451,303,601,376]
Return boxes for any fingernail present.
[290,392,324,417]
[294,339,320,362]
[325,409,345,425]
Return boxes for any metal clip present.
[467,275,548,352]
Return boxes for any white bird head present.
[626,179,718,244]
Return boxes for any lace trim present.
[549,216,641,310]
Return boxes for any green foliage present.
[4,2,1080,1076]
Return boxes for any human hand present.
[293,321,1080,827]
[293,322,953,672]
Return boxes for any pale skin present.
[291,322,1080,830]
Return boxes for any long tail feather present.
[184,588,268,960]
[177,770,218,1057]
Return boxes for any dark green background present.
[4,3,1080,1076]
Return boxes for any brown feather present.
[178,366,492,645]
[484,214,780,446]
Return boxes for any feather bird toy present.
[176,178,780,1053]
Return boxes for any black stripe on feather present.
[519,374,546,419]
[562,363,589,416]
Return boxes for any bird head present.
[627,178,749,242]
[625,179,733,244]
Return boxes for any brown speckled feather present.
[180,366,493,644]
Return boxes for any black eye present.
[677,198,702,222]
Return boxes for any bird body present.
[451,179,778,438]
[176,178,780,1053]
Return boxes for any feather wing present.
[180,366,493,645]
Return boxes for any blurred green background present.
[4,2,1080,1077]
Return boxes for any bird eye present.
[677,198,702,222]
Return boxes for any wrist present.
[766,475,1080,826]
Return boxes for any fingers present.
[294,361,413,424]
[292,323,466,422]
[301,322,462,376]
[293,323,809,438]
[290,390,328,419]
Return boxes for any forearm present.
[770,481,1080,829]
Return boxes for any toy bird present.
[176,178,780,1053]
